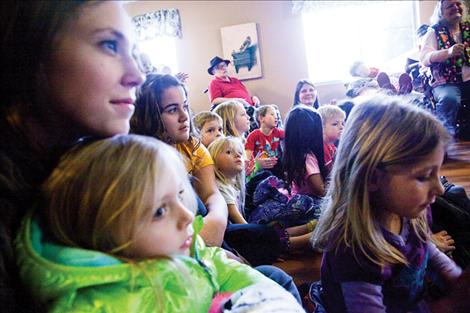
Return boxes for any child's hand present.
[257,157,277,169]
[432,230,456,253]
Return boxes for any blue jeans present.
[432,84,461,136]
[256,265,302,304]
[196,196,301,304]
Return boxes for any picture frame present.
[220,22,262,80]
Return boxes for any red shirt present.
[209,76,253,106]
[323,142,336,173]
[245,128,285,158]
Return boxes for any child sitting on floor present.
[193,111,224,147]
[283,105,327,197]
[208,136,316,252]
[312,95,469,313]
[15,135,304,312]
[245,104,285,178]
[317,105,346,173]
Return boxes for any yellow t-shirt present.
[176,138,214,175]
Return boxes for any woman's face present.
[441,0,463,24]
[298,83,318,106]
[160,86,190,144]
[44,2,144,138]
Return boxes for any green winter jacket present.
[15,212,269,312]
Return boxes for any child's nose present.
[177,204,194,229]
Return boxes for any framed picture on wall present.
[220,22,262,80]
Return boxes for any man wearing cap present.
[207,56,260,107]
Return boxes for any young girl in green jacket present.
[15,135,303,313]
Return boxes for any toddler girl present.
[212,99,251,139]
[283,105,327,197]
[313,95,467,313]
[193,111,224,147]
[15,135,303,312]
[209,136,315,251]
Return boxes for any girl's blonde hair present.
[312,95,450,267]
[193,111,223,133]
[43,134,197,258]
[317,105,346,126]
[212,100,245,138]
[207,136,246,203]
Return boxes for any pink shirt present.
[291,153,320,196]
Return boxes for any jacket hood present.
[14,211,205,303]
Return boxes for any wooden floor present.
[274,140,470,287]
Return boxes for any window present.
[138,36,178,74]
[302,1,418,83]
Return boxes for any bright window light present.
[302,1,417,84]
[138,36,178,74]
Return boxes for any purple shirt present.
[321,219,461,313]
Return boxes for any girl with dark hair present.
[131,74,228,247]
[292,79,320,109]
[283,105,327,197]
[131,74,303,303]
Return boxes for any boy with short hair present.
[317,105,346,172]
[245,105,284,176]
[193,111,224,147]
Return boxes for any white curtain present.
[133,9,182,41]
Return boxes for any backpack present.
[430,176,470,268]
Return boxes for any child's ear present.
[368,168,385,192]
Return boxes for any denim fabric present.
[255,265,302,304]
[432,84,461,135]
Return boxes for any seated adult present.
[420,0,470,136]
[292,79,320,109]
[207,56,260,107]
[0,1,144,311]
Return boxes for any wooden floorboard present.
[274,140,470,287]
[442,140,470,195]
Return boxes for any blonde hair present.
[213,99,245,138]
[207,136,246,203]
[193,111,223,133]
[43,134,197,258]
[317,105,346,126]
[312,95,450,267]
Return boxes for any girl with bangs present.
[15,135,303,312]
[312,95,468,313]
